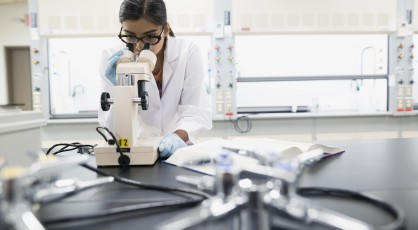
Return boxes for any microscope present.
[95,44,161,166]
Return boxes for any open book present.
[164,138,344,175]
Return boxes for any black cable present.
[81,163,211,200]
[95,127,109,142]
[95,126,130,166]
[229,115,252,133]
[46,143,95,155]
[296,187,406,230]
[41,198,202,225]
[95,126,124,158]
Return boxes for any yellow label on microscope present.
[118,138,129,147]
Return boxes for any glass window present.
[235,35,389,113]
[47,34,389,117]
[48,37,120,116]
[235,35,388,77]
[237,79,388,113]
[47,36,211,118]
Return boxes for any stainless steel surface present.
[159,146,372,230]
[0,154,111,230]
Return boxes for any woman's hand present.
[158,133,188,158]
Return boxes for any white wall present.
[0,2,30,105]
[37,0,213,36]
[232,0,397,33]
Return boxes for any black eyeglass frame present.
[118,26,165,46]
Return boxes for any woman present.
[98,0,212,158]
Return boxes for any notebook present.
[164,138,344,175]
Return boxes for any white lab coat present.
[98,36,212,144]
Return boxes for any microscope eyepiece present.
[126,43,134,52]
[142,43,151,51]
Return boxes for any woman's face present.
[121,18,169,55]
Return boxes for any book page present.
[165,139,259,175]
[230,137,344,156]
[307,144,344,154]
[165,138,344,175]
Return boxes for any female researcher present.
[98,0,212,158]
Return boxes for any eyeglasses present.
[118,27,164,45]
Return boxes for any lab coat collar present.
[164,36,179,63]
[162,36,178,95]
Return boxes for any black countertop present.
[38,138,418,230]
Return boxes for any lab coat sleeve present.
[97,48,116,132]
[175,44,213,144]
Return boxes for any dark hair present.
[119,0,174,36]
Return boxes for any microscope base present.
[94,138,160,166]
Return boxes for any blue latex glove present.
[158,133,188,158]
[104,49,125,85]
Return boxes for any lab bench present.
[37,138,418,229]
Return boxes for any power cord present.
[95,126,130,167]
[80,163,211,200]
[46,142,95,155]
[295,187,406,230]
[41,198,203,225]
[229,115,252,133]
